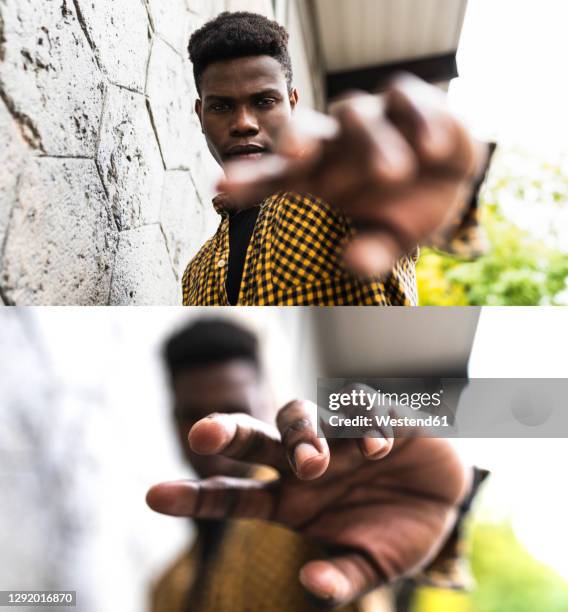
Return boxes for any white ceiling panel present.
[314,307,479,377]
[313,0,468,72]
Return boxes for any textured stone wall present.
[0,0,320,305]
[0,309,193,612]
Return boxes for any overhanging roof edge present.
[326,51,459,99]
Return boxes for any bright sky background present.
[449,15,568,576]
[448,0,568,156]
[453,0,568,253]
[463,307,568,580]
[451,8,568,573]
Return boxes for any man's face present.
[195,55,298,167]
[171,359,268,478]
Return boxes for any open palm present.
[147,400,469,607]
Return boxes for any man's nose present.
[230,106,259,136]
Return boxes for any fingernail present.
[294,443,320,468]
[279,130,315,158]
[422,123,453,158]
[299,564,351,600]
[224,160,259,184]
[378,151,406,178]
[350,242,393,277]
[295,108,340,139]
[362,437,386,458]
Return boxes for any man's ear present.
[289,88,299,112]
[195,99,204,133]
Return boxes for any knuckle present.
[281,418,313,446]
[228,425,266,460]
[277,398,310,424]
[277,400,322,450]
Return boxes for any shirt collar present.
[212,193,270,217]
[212,193,236,217]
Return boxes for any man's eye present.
[257,98,276,107]
[209,103,230,112]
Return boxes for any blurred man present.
[183,12,490,305]
[148,318,486,611]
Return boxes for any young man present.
[182,12,488,306]
[148,318,485,611]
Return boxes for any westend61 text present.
[328,415,450,428]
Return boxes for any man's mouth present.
[225,144,268,161]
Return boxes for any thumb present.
[299,553,383,607]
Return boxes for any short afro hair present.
[163,318,260,379]
[188,11,293,95]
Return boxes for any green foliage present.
[414,522,568,612]
[416,249,469,306]
[469,522,568,612]
[417,150,568,306]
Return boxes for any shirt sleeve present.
[425,142,497,259]
[408,466,490,591]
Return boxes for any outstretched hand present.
[147,400,469,608]
[218,74,487,276]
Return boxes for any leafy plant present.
[414,522,568,612]
[417,149,568,306]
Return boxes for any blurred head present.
[188,11,298,167]
[163,318,268,478]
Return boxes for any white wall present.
[0,307,318,612]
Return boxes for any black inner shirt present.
[226,206,260,305]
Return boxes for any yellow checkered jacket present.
[150,520,394,612]
[181,191,484,306]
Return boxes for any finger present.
[358,434,394,460]
[299,553,383,606]
[330,383,395,459]
[217,155,294,207]
[386,73,478,175]
[276,400,330,481]
[343,231,401,277]
[219,155,327,208]
[218,110,339,205]
[188,412,288,472]
[276,107,339,158]
[331,94,417,185]
[146,476,276,520]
